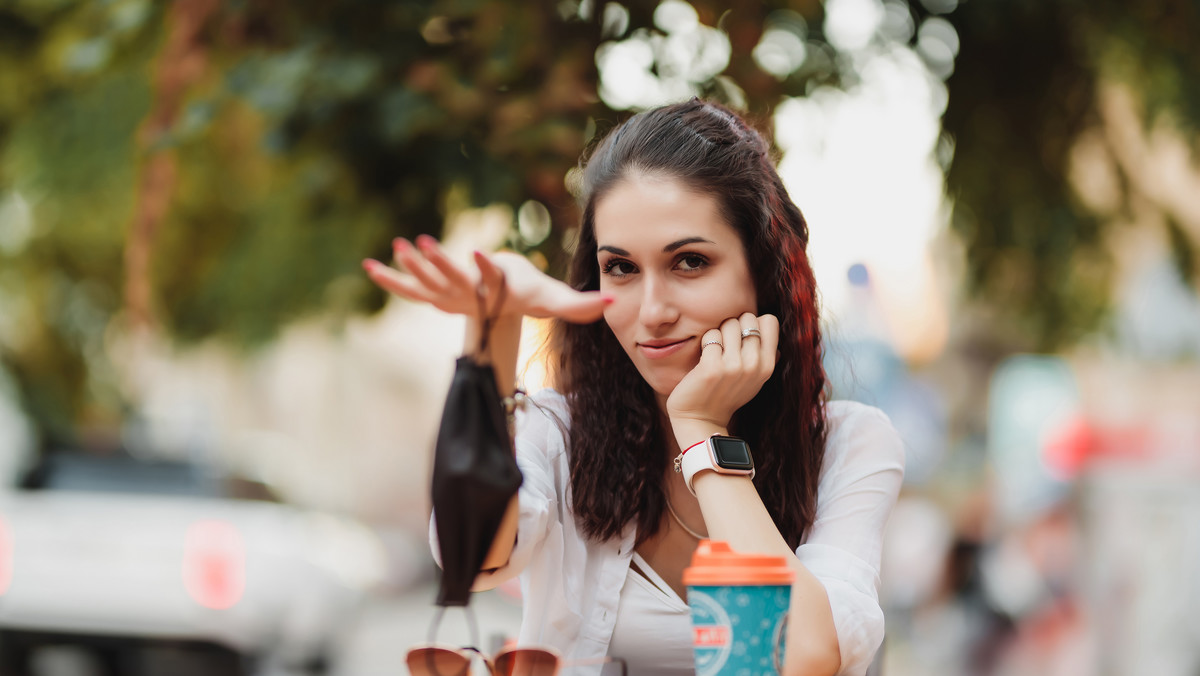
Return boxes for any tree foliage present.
[0,0,1197,442]
[942,0,1200,352]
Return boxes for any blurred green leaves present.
[0,0,158,441]
[0,0,1197,445]
[942,0,1199,352]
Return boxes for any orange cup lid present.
[682,540,796,586]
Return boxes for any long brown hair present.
[550,99,828,550]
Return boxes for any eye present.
[601,258,638,278]
[675,254,709,272]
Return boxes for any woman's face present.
[594,173,758,402]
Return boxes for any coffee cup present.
[683,540,795,676]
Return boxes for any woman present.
[364,99,904,676]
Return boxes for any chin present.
[625,354,689,401]
[639,371,683,401]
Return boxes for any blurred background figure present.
[0,0,1198,674]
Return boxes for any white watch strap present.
[680,439,717,497]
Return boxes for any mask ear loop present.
[473,269,509,361]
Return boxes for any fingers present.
[362,259,436,304]
[473,251,508,314]
[365,235,484,316]
[710,313,778,378]
[544,285,613,324]
[556,294,612,324]
[734,312,764,372]
[720,317,745,366]
[367,239,614,324]
[700,328,724,362]
[737,313,779,375]
[418,235,474,290]
[488,251,610,323]
[393,237,450,294]
[757,314,780,367]
[473,249,502,282]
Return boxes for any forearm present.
[678,422,841,676]
[465,312,524,571]
[478,495,520,575]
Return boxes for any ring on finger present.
[702,339,724,350]
[741,327,761,339]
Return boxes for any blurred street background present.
[1,0,1198,674]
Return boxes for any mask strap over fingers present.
[474,270,509,358]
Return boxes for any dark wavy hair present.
[550,99,828,550]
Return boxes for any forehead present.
[593,174,737,249]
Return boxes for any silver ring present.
[702,339,723,349]
[741,327,762,339]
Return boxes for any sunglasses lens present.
[407,648,471,676]
[493,648,559,676]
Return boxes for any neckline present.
[629,551,688,608]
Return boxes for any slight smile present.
[637,337,693,359]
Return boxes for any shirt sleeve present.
[428,389,569,590]
[795,403,905,676]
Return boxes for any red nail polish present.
[393,238,409,251]
[362,259,379,272]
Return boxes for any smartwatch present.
[677,435,755,496]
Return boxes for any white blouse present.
[607,552,694,674]
[431,389,905,676]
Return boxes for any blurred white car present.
[0,453,388,675]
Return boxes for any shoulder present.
[514,388,572,455]
[824,399,894,434]
[820,400,906,477]
[522,388,570,428]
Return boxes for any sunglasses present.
[405,644,627,676]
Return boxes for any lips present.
[637,337,693,359]
[640,338,688,348]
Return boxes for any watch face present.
[711,436,754,471]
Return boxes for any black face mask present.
[430,281,523,607]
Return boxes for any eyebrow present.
[597,237,715,256]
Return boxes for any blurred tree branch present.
[125,0,217,330]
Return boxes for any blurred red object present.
[183,520,246,610]
[1042,416,1154,479]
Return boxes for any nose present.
[637,274,678,329]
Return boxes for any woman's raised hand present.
[665,312,780,435]
[363,235,610,324]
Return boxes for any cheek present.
[602,302,634,342]
[716,274,757,317]
[688,283,756,323]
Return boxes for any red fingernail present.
[393,238,410,252]
[362,259,380,272]
[601,294,615,304]
[416,234,435,249]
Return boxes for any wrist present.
[669,418,727,450]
